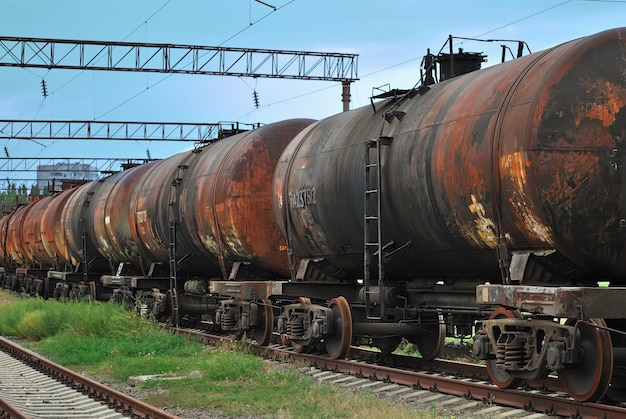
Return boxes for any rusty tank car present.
[0,28,625,403]
[83,118,313,300]
[269,27,626,401]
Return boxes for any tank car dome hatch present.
[436,49,487,81]
[420,35,529,87]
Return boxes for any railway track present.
[173,326,626,419]
[3,320,625,418]
[0,337,178,419]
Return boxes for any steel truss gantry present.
[0,157,152,173]
[0,120,259,142]
[0,36,359,110]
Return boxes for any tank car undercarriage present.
[5,260,626,403]
[7,252,622,405]
[6,254,625,404]
[473,283,626,402]
[0,266,96,302]
[162,260,480,362]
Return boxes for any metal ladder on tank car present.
[363,136,392,320]
[169,161,187,291]
[168,219,178,290]
[168,153,197,291]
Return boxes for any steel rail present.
[0,394,29,419]
[173,327,626,419]
[0,337,179,419]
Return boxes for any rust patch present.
[501,151,554,244]
[575,79,625,128]
[468,194,497,248]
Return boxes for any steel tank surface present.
[2,205,31,266]
[40,187,81,268]
[0,188,80,269]
[0,213,8,262]
[61,179,112,271]
[130,151,200,274]
[181,118,315,277]
[273,28,626,283]
[89,162,158,273]
[20,196,55,266]
[130,119,314,278]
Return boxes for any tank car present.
[0,188,81,297]
[263,27,626,401]
[67,119,312,320]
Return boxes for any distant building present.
[37,162,99,192]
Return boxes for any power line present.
[471,1,573,39]
[258,0,600,111]
[96,1,296,122]
[51,1,172,98]
[120,0,172,42]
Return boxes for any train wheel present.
[486,307,522,389]
[606,319,626,393]
[250,299,274,346]
[324,296,352,359]
[560,318,613,402]
[416,313,446,360]
[167,289,179,327]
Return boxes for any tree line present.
[0,183,49,210]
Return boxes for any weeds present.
[0,290,433,418]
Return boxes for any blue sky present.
[1,0,626,183]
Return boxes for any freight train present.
[1,27,626,403]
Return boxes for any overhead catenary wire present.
[95,1,295,121]
[6,1,624,141]
[15,0,174,170]
[257,0,602,112]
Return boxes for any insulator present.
[3,147,8,158]
[41,79,48,97]
[252,90,260,108]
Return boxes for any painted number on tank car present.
[289,187,317,209]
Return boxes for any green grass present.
[0,291,432,418]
